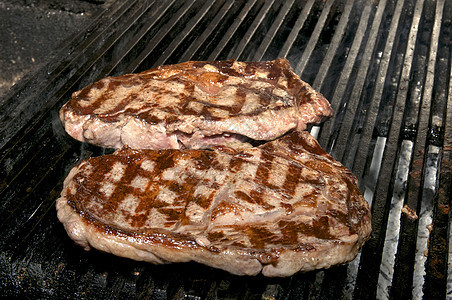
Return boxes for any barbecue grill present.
[0,0,451,298]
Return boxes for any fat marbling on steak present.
[59,58,333,149]
[56,131,371,277]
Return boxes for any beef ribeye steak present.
[59,58,333,149]
[56,131,371,277]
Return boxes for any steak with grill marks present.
[59,58,333,149]
[56,131,371,277]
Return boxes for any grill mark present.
[69,159,121,212]
[161,155,209,222]
[68,155,145,223]
[268,60,286,81]
[158,207,184,222]
[343,175,366,234]
[96,78,161,117]
[246,146,275,210]
[199,105,216,120]
[154,150,177,171]
[281,132,327,157]
[278,219,334,242]
[177,97,204,116]
[67,59,305,126]
[64,130,368,258]
[278,220,300,245]
[233,84,290,114]
[74,78,106,105]
[128,151,181,226]
[206,60,240,77]
[239,103,292,117]
[101,92,140,122]
[230,87,247,115]
[247,226,275,249]
[184,80,195,94]
[89,78,123,113]
[100,158,142,216]
[71,79,108,115]
[282,162,303,197]
[193,151,222,171]
[228,155,245,173]
[257,88,274,107]
[282,68,301,91]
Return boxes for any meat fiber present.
[59,58,333,149]
[56,131,371,277]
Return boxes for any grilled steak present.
[56,131,371,277]
[59,58,333,149]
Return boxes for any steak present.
[59,58,333,149]
[56,131,371,277]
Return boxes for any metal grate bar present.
[294,0,334,75]
[367,0,425,298]
[323,0,387,164]
[127,1,197,73]
[229,0,275,60]
[101,0,178,77]
[349,0,404,177]
[317,0,373,150]
[252,0,295,61]
[278,0,315,59]
[444,56,452,299]
[391,0,445,297]
[421,0,450,297]
[312,0,354,91]
[208,0,258,60]
[153,1,217,66]
[179,0,235,62]
[353,0,408,298]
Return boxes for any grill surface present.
[0,0,451,299]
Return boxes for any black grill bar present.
[152,1,216,67]
[92,0,173,79]
[69,1,162,87]
[424,1,452,297]
[354,0,424,297]
[179,0,235,62]
[253,0,295,61]
[372,0,427,297]
[347,0,404,175]
[294,0,334,75]
[391,0,445,298]
[316,0,372,149]
[230,0,275,60]
[423,52,452,299]
[311,0,354,91]
[208,0,258,60]
[127,1,197,73]
[1,0,451,298]
[277,0,315,59]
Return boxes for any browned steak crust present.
[59,58,333,149]
[56,131,371,277]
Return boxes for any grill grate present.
[0,0,451,298]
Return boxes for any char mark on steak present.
[56,131,371,277]
[59,58,333,149]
